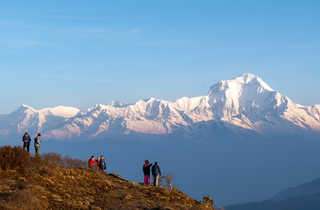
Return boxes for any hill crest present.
[0,146,214,210]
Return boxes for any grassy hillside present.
[0,146,214,210]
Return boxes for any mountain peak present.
[21,104,34,109]
[110,101,131,108]
[209,73,274,100]
[17,104,36,113]
[209,73,274,96]
[238,72,257,80]
[234,73,273,91]
[39,106,80,118]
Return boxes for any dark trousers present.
[35,144,40,155]
[23,142,30,152]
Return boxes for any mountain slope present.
[272,177,320,201]
[1,73,319,140]
[225,193,320,210]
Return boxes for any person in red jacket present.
[88,155,96,169]
[96,157,100,168]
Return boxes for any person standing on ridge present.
[152,161,162,187]
[88,155,97,169]
[143,160,152,185]
[99,155,107,172]
[34,133,41,156]
[22,132,31,152]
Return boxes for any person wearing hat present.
[34,133,41,156]
[22,132,31,152]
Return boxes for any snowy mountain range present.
[1,73,319,140]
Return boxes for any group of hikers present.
[87,157,162,187]
[22,132,41,155]
[88,155,107,172]
[22,131,164,187]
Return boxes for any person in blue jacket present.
[99,155,107,172]
[22,132,31,152]
[152,162,162,186]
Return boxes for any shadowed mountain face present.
[225,177,320,210]
[0,73,319,139]
[225,193,320,210]
[272,177,320,201]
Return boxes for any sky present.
[0,0,320,113]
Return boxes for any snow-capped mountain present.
[1,73,319,140]
[0,105,79,137]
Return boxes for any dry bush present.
[202,195,214,208]
[41,153,63,166]
[0,146,31,170]
[41,153,87,168]
[63,156,87,168]
[159,174,173,190]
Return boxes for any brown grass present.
[0,146,214,210]
[7,190,48,210]
[0,146,31,171]
[41,153,87,168]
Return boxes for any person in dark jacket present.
[152,161,161,187]
[99,155,107,172]
[22,132,31,152]
[34,133,41,156]
[143,160,152,185]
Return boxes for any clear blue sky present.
[1,0,319,113]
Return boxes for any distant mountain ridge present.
[1,73,319,140]
[225,177,320,210]
[272,177,320,201]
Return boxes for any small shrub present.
[159,174,173,190]
[0,146,31,170]
[202,195,214,207]
[63,156,87,168]
[41,153,63,166]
